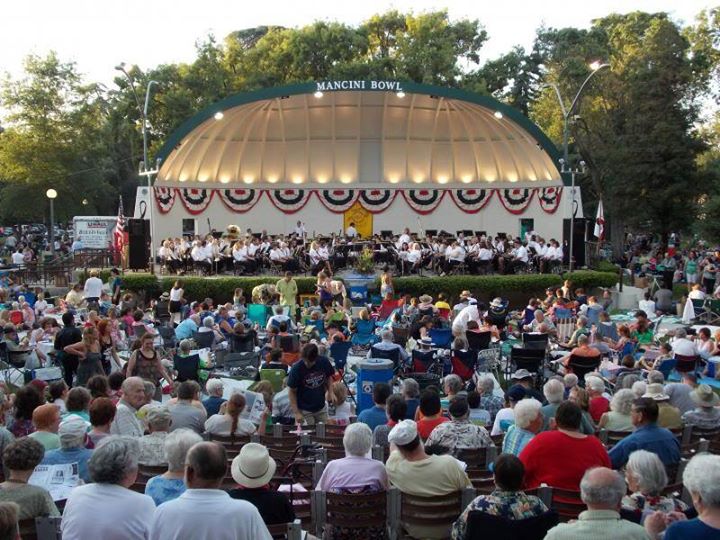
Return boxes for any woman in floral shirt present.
[621,450,687,519]
[452,454,548,539]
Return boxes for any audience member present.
[86,397,116,449]
[202,379,226,417]
[502,398,543,455]
[357,382,392,431]
[598,389,635,432]
[476,374,504,423]
[416,389,449,439]
[539,378,564,430]
[373,393,407,447]
[642,383,682,430]
[138,407,171,466]
[426,398,493,456]
[29,404,61,451]
[41,416,93,482]
[110,377,146,437]
[287,343,336,425]
[145,429,203,506]
[168,381,207,434]
[205,393,266,436]
[401,378,420,420]
[622,450,687,519]
[681,384,720,429]
[586,376,610,423]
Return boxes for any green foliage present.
[561,270,618,289]
[592,260,620,273]
[355,248,375,275]
[389,275,563,299]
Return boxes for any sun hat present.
[490,298,504,308]
[690,384,720,408]
[459,290,472,299]
[511,369,533,381]
[388,420,418,446]
[419,336,434,347]
[642,383,670,401]
[231,443,277,489]
[419,294,433,304]
[160,291,170,300]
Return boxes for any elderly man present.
[266,304,295,332]
[386,420,471,539]
[540,378,565,430]
[202,378,226,417]
[502,398,543,456]
[62,437,156,539]
[523,309,557,335]
[175,314,200,341]
[507,369,544,403]
[609,397,680,469]
[41,416,93,482]
[642,383,682,430]
[586,376,610,423]
[682,384,720,429]
[559,334,601,369]
[110,377,146,437]
[665,371,699,414]
[357,382,392,432]
[426,398,493,456]
[452,299,480,335]
[645,454,720,539]
[670,327,709,358]
[150,442,271,540]
[545,467,648,539]
[168,381,207,434]
[474,374,504,424]
[139,407,171,466]
[369,329,409,363]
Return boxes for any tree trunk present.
[608,209,625,261]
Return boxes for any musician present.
[293,220,307,241]
[330,236,346,269]
[499,239,529,274]
[269,242,295,272]
[191,240,212,274]
[318,240,332,272]
[406,243,423,274]
[345,222,358,239]
[159,240,181,274]
[397,227,411,249]
[441,241,465,275]
[541,239,563,273]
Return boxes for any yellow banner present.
[344,202,373,239]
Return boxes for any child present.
[466,390,491,427]
[327,381,353,426]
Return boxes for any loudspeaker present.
[563,218,588,268]
[128,219,150,270]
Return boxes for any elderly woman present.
[0,438,59,519]
[453,454,548,539]
[622,450,687,519]
[61,437,156,539]
[568,386,596,435]
[318,423,388,492]
[138,407,171,466]
[202,378,227,417]
[681,384,720,429]
[598,388,635,432]
[41,416,93,482]
[645,453,720,539]
[401,378,420,420]
[29,403,61,451]
[145,429,203,506]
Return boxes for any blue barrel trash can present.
[355,358,394,414]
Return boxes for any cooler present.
[356,358,394,413]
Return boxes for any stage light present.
[214,111,224,120]
[314,91,323,98]
[494,111,503,119]
[396,91,406,98]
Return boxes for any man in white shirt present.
[671,328,710,359]
[397,228,412,249]
[10,249,24,266]
[150,442,271,540]
[293,220,306,240]
[62,437,156,540]
[266,304,295,332]
[83,269,104,304]
[110,377,146,438]
[452,299,480,335]
[71,238,84,252]
[345,222,358,238]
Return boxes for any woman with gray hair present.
[138,407,172,466]
[645,453,720,539]
[598,389,635,432]
[401,378,420,419]
[144,429,202,506]
[622,450,687,518]
[61,437,156,539]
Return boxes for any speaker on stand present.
[128,219,150,270]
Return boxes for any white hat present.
[642,383,670,401]
[419,337,434,347]
[58,416,87,446]
[388,420,418,446]
[511,369,533,380]
[490,298,503,308]
[231,443,277,489]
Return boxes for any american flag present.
[113,196,126,252]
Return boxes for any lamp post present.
[115,63,160,273]
[46,189,57,257]
[545,62,610,271]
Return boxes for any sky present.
[1,0,713,87]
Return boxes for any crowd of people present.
[0,264,717,539]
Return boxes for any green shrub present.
[561,270,618,289]
[593,260,619,273]
[388,275,564,299]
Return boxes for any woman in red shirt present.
[520,401,610,491]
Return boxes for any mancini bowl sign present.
[315,80,405,92]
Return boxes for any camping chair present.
[0,341,28,386]
[157,326,177,350]
[466,511,559,540]
[509,347,546,382]
[411,349,439,375]
[466,330,492,351]
[656,358,677,380]
[351,319,377,347]
[488,304,509,330]
[224,352,260,380]
[329,341,353,372]
[191,331,215,350]
[229,333,255,353]
[392,324,410,347]
[247,303,269,327]
[522,333,549,351]
[260,369,287,393]
[451,349,478,381]
[674,354,700,374]
[370,345,402,373]
[174,354,201,383]
[555,317,576,343]
[304,319,327,339]
[567,354,602,382]
[278,334,300,365]
[429,328,452,349]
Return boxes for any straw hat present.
[490,298,504,308]
[690,384,720,408]
[231,443,277,489]
[642,383,670,401]
[419,294,433,304]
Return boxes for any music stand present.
[380,230,393,240]
[425,229,437,237]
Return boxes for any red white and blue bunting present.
[449,189,493,214]
[537,187,563,214]
[218,188,262,213]
[266,189,312,214]
[154,187,176,214]
[178,188,213,215]
[497,188,534,215]
[401,189,446,215]
[316,189,360,213]
[358,189,398,213]
[157,186,565,216]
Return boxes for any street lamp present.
[545,62,610,270]
[115,62,160,273]
[46,189,57,257]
